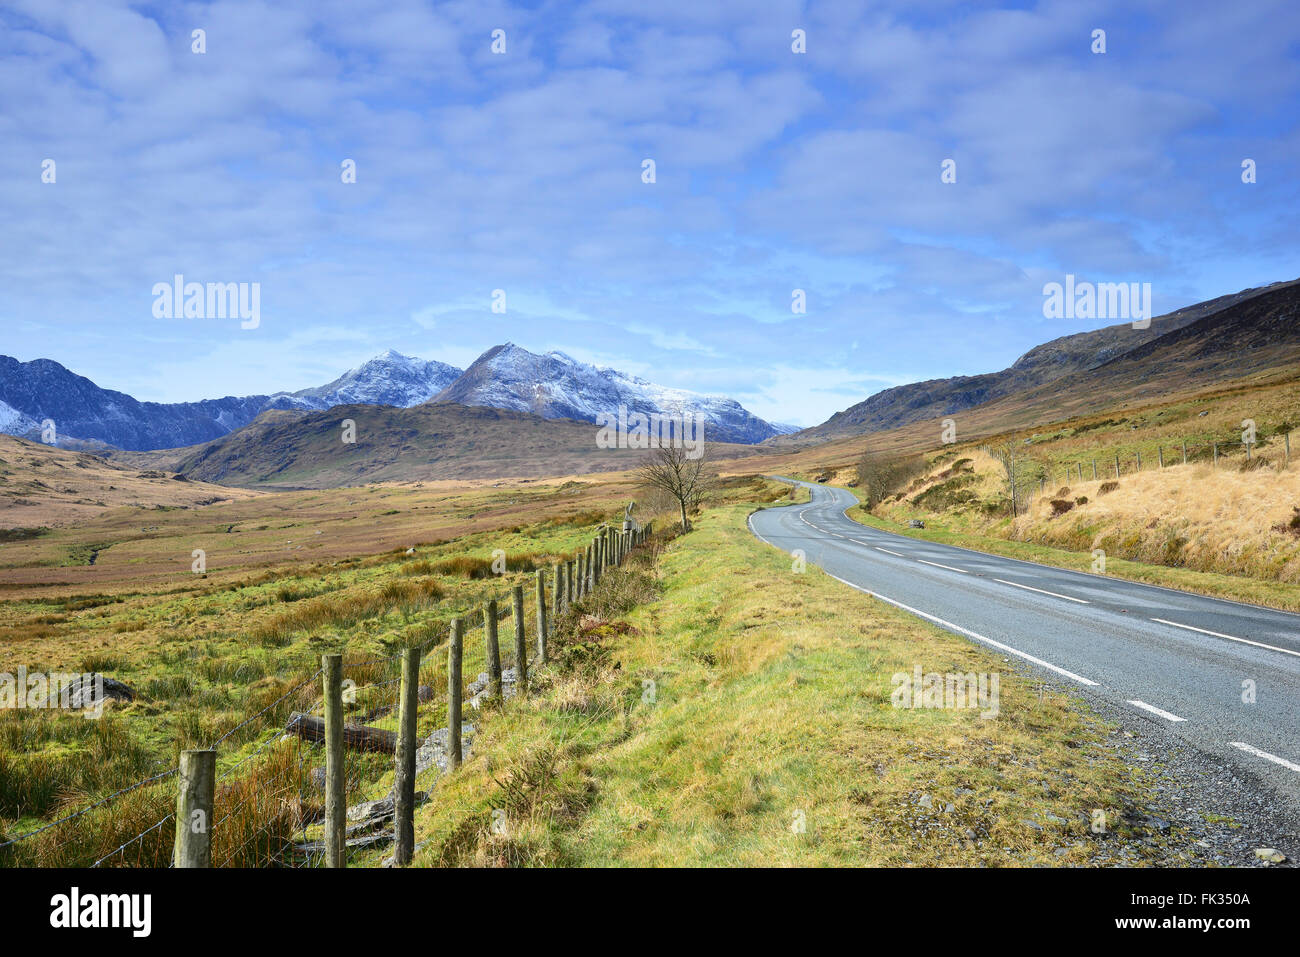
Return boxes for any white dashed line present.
[917,559,969,574]
[875,546,905,557]
[993,578,1090,604]
[1126,699,1186,722]
[1150,618,1300,660]
[1229,741,1300,774]
[821,571,1099,687]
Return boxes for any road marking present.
[821,571,1098,687]
[1126,699,1186,722]
[875,546,905,557]
[1230,741,1300,774]
[993,578,1090,604]
[1150,618,1300,660]
[917,559,968,574]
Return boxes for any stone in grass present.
[1254,848,1287,864]
[467,668,524,710]
[61,674,135,709]
[908,519,926,529]
[413,723,476,777]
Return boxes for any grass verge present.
[408,498,1170,866]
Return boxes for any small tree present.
[985,442,1038,517]
[638,443,712,532]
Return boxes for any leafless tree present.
[985,442,1037,517]
[637,443,712,532]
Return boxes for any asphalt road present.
[749,479,1300,805]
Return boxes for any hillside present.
[162,402,757,489]
[0,434,258,529]
[785,279,1300,444]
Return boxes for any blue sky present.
[1,0,1298,426]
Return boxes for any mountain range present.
[0,346,788,452]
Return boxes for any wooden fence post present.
[1092,459,1097,480]
[512,585,528,696]
[566,560,574,604]
[536,570,548,664]
[1136,449,1142,470]
[587,543,595,590]
[393,645,421,866]
[552,562,562,619]
[1158,447,1164,468]
[1114,454,1120,478]
[1286,432,1291,465]
[173,749,216,868]
[1182,441,1188,465]
[448,619,463,771]
[592,539,602,586]
[1213,443,1218,467]
[322,653,345,868]
[484,599,502,700]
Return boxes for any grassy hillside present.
[118,403,755,489]
[0,434,259,529]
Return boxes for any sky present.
[1,0,1298,427]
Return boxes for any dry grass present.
[1011,460,1300,582]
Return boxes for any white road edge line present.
[1230,741,1300,774]
[875,546,905,557]
[917,559,969,574]
[1150,617,1300,660]
[993,578,1090,604]
[1126,699,1186,722]
[821,570,1099,687]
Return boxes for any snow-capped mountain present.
[0,345,783,450]
[433,343,782,445]
[0,352,463,451]
[0,398,38,436]
[288,350,461,409]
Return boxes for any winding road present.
[749,479,1300,804]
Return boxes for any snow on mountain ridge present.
[432,343,781,444]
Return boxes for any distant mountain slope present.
[788,279,1299,444]
[0,356,288,451]
[166,402,753,489]
[0,352,463,452]
[433,343,781,444]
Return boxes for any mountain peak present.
[432,344,780,443]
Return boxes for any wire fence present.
[0,520,647,869]
[1033,429,1293,493]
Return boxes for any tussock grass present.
[250,578,445,646]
